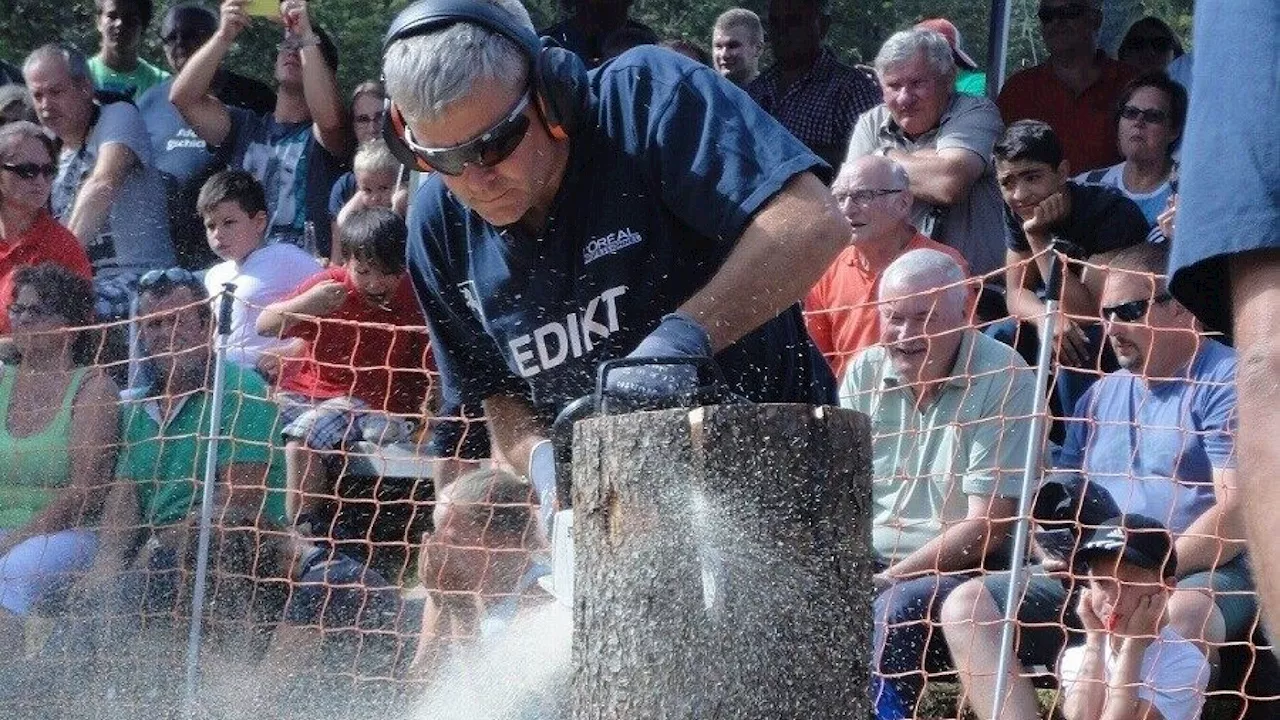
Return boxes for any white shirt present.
[203,242,321,368]
[1059,626,1209,720]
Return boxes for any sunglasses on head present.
[1037,4,1092,24]
[402,92,532,177]
[2,162,57,180]
[1120,105,1170,125]
[1123,36,1175,53]
[138,267,200,292]
[1102,294,1172,323]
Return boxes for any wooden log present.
[572,404,873,720]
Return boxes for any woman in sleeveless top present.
[0,263,119,648]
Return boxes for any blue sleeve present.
[99,102,155,167]
[602,50,826,245]
[1195,360,1238,470]
[406,182,529,407]
[329,172,354,219]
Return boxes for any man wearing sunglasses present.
[384,0,846,507]
[942,241,1252,720]
[997,0,1136,174]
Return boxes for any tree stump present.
[572,403,874,720]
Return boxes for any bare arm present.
[169,0,248,147]
[1176,466,1245,577]
[679,172,847,351]
[222,461,271,517]
[256,280,345,337]
[883,494,1017,579]
[886,147,985,207]
[0,372,119,551]
[66,144,139,247]
[298,36,350,158]
[482,394,548,479]
[1063,637,1109,720]
[1004,247,1047,323]
[1100,639,1164,720]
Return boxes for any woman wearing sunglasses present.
[0,122,93,339]
[0,263,119,651]
[1075,73,1186,231]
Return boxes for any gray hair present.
[22,43,92,84]
[880,248,968,315]
[0,120,57,163]
[382,0,533,124]
[714,8,764,45]
[0,85,36,125]
[874,29,956,80]
[836,155,910,190]
[353,139,400,176]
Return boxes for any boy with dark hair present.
[199,169,321,372]
[256,207,434,535]
[992,119,1150,421]
[1060,515,1209,720]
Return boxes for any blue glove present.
[605,312,713,409]
[529,440,558,536]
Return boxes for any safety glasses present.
[1037,4,1093,24]
[1120,105,1170,125]
[402,92,532,176]
[1,162,57,180]
[1102,294,1172,323]
[139,267,200,292]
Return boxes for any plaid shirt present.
[747,47,880,167]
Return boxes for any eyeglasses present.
[1102,294,1172,323]
[1120,105,1170,125]
[1037,4,1092,24]
[402,92,532,177]
[1122,36,1175,53]
[139,267,200,292]
[1,162,57,180]
[834,188,903,206]
[7,302,53,320]
[354,111,385,125]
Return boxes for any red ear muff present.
[382,99,435,174]
[534,93,569,141]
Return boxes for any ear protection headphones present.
[380,0,588,173]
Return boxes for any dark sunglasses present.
[139,267,200,292]
[1123,36,1175,53]
[1102,294,1172,323]
[1037,4,1092,24]
[1120,105,1170,125]
[2,162,57,180]
[402,92,532,177]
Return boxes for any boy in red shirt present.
[257,207,433,532]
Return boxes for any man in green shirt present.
[88,0,169,100]
[87,269,286,600]
[838,247,1036,715]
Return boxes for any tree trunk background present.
[572,403,874,720]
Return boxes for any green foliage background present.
[0,0,1193,99]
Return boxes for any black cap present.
[1078,514,1177,578]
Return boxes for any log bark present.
[572,404,873,720]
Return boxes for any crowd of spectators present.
[0,0,1253,717]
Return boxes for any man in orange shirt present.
[996,0,1135,173]
[805,155,969,381]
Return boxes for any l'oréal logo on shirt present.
[583,228,643,265]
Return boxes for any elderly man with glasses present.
[997,0,1137,173]
[940,241,1253,719]
[383,0,847,511]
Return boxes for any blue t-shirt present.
[1168,1,1279,337]
[1004,181,1150,256]
[225,109,344,256]
[137,78,230,269]
[1058,340,1237,534]
[328,171,357,220]
[407,48,834,424]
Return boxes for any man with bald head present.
[805,155,969,380]
[839,248,1036,716]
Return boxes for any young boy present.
[256,207,434,533]
[199,169,322,371]
[1060,514,1209,720]
[330,140,402,265]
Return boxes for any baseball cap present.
[917,18,979,70]
[1077,514,1178,578]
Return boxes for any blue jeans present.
[873,573,973,716]
[984,318,1112,421]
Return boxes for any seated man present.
[412,467,551,670]
[992,119,1149,424]
[838,248,1035,717]
[805,155,969,380]
[941,242,1250,719]
[85,268,288,618]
